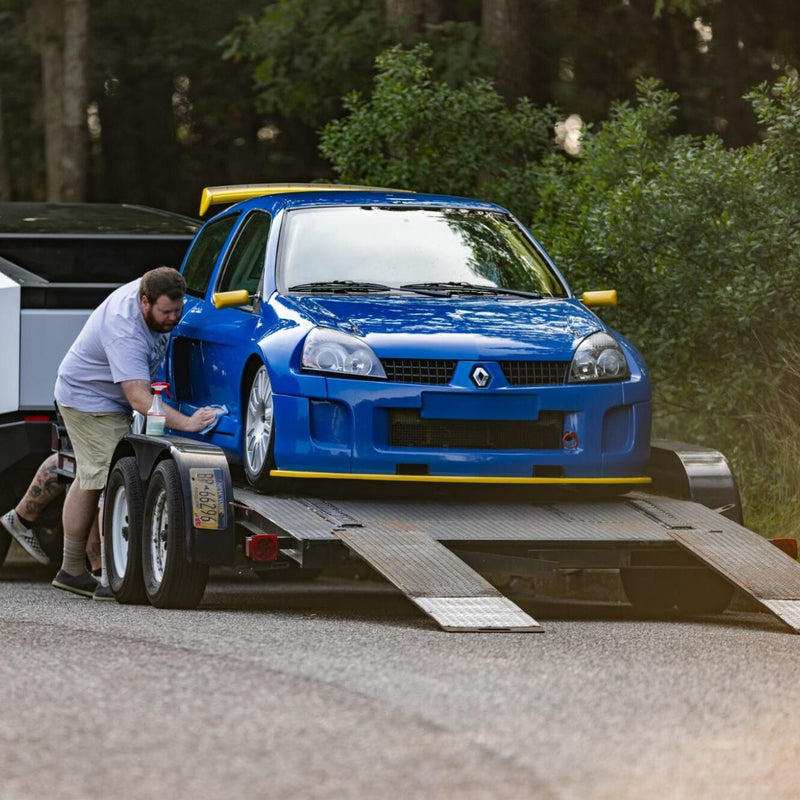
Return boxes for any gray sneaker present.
[0,509,49,564]
[92,582,116,602]
[51,569,98,597]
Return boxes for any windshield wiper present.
[289,280,392,293]
[288,280,449,296]
[400,281,542,299]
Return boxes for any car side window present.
[182,214,239,298]
[216,211,272,296]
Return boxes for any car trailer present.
[76,432,800,633]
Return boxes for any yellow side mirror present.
[212,289,251,309]
[581,289,617,307]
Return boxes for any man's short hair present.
[140,266,186,303]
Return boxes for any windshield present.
[278,206,568,297]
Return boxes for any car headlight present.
[569,331,630,382]
[301,327,387,379]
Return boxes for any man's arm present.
[120,380,218,433]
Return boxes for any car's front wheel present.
[243,364,276,491]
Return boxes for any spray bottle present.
[145,382,169,436]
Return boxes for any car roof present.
[0,202,199,237]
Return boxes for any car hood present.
[280,295,604,359]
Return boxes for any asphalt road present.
[1,562,799,800]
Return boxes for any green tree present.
[320,44,555,197]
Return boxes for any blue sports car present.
[164,184,651,492]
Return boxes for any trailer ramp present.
[235,488,544,631]
[235,488,800,633]
[632,496,800,633]
[334,526,542,632]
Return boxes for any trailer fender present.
[111,433,236,565]
[648,439,742,524]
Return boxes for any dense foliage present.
[321,46,800,531]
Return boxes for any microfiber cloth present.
[199,404,229,435]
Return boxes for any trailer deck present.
[98,434,800,633]
[232,486,800,633]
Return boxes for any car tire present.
[141,459,208,609]
[104,456,147,604]
[243,364,276,492]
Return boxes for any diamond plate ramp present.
[334,527,543,632]
[670,527,800,633]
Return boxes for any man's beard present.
[143,306,177,333]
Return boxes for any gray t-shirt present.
[55,279,170,412]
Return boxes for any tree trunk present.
[30,0,88,201]
[32,0,64,201]
[385,0,441,32]
[481,0,540,103]
[61,0,88,201]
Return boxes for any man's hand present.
[119,381,222,433]
[183,406,220,433]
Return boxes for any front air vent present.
[389,410,563,450]
[382,359,456,385]
[499,361,570,386]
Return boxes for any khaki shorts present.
[57,403,131,491]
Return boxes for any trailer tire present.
[674,569,734,614]
[141,459,208,609]
[621,567,734,614]
[104,456,147,604]
[620,568,677,613]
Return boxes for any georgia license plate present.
[189,467,227,530]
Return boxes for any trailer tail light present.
[770,538,798,560]
[246,534,279,562]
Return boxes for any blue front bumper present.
[269,366,652,480]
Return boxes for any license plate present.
[189,467,227,530]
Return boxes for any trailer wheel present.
[621,567,734,614]
[104,456,147,604]
[674,569,734,614]
[141,459,208,609]
[243,365,276,491]
[620,568,677,612]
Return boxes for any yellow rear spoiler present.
[199,183,411,216]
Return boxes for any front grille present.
[500,361,570,386]
[389,410,563,450]
[382,359,456,385]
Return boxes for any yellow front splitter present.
[269,470,652,486]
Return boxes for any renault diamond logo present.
[470,365,491,388]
